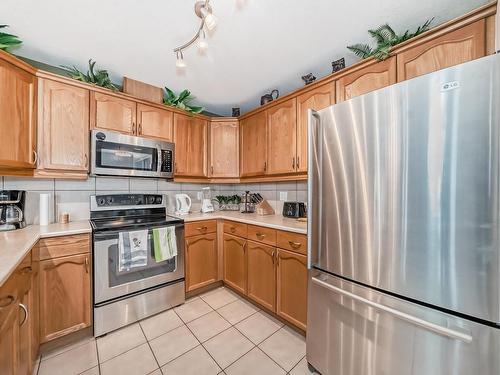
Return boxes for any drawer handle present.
[256,233,266,239]
[230,227,236,233]
[0,295,15,308]
[288,241,302,249]
[19,303,28,326]
[197,226,208,231]
[19,266,33,275]
[85,257,89,273]
[271,250,275,264]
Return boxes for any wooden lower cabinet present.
[276,249,308,330]
[39,253,91,343]
[223,234,247,294]
[18,287,31,375]
[0,301,19,375]
[185,233,218,292]
[246,241,276,312]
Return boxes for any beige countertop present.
[0,220,92,287]
[171,211,308,234]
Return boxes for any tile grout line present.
[138,323,162,374]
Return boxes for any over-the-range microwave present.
[90,129,174,179]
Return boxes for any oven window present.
[96,140,157,172]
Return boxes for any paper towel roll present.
[39,193,50,226]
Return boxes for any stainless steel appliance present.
[90,129,174,179]
[282,201,306,218]
[90,193,184,336]
[0,190,26,231]
[307,55,500,375]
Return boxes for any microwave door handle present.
[157,146,162,173]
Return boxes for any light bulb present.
[176,51,186,68]
[201,7,217,31]
[198,30,208,51]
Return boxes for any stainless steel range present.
[90,193,185,336]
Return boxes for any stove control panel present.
[94,194,163,207]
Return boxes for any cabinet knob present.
[256,233,266,240]
[19,266,33,275]
[0,295,15,308]
[292,157,295,170]
[264,162,267,172]
[132,122,136,134]
[271,250,275,264]
[19,303,28,326]
[138,123,142,135]
[32,150,38,165]
[84,154,88,168]
[296,156,300,169]
[288,241,302,249]
[196,226,208,231]
[230,227,236,233]
[85,257,89,273]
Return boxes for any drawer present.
[247,225,276,246]
[223,221,247,238]
[39,233,91,260]
[277,230,307,255]
[185,220,217,237]
[0,252,32,322]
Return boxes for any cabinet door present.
[39,79,90,171]
[185,233,218,292]
[276,249,307,330]
[240,111,267,177]
[137,103,173,141]
[90,91,136,134]
[266,98,297,175]
[209,121,239,178]
[173,113,208,177]
[247,241,276,312]
[18,288,31,375]
[336,57,397,102]
[0,60,36,170]
[296,83,335,173]
[223,234,247,294]
[0,302,19,375]
[39,253,91,343]
[397,20,486,81]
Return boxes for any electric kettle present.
[175,194,192,215]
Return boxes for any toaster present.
[282,202,307,218]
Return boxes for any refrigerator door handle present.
[307,109,321,269]
[311,276,473,343]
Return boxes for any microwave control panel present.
[160,150,173,173]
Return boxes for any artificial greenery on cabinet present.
[163,87,204,114]
[62,59,118,91]
[0,25,22,51]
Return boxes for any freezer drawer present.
[306,269,500,375]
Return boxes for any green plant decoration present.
[164,87,204,114]
[62,59,117,91]
[0,25,22,51]
[347,19,433,61]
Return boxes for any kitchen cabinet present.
[209,120,239,178]
[90,91,136,134]
[240,111,267,177]
[0,297,19,375]
[397,20,486,81]
[246,241,276,312]
[185,233,218,292]
[276,248,308,331]
[137,103,174,141]
[37,78,89,176]
[336,57,397,102]
[266,98,297,175]
[223,233,247,294]
[173,113,208,178]
[296,83,335,173]
[39,234,91,343]
[0,59,37,171]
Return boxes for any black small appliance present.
[282,201,307,218]
[0,190,26,231]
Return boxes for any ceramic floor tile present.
[258,326,306,372]
[96,323,146,362]
[225,347,285,375]
[79,366,99,375]
[148,370,163,375]
[235,311,283,344]
[203,327,254,369]
[149,325,199,366]
[200,287,239,309]
[174,298,213,323]
[289,357,319,375]
[41,336,95,361]
[140,309,184,340]
[160,345,221,375]
[187,311,231,342]
[38,340,98,375]
[217,299,259,325]
[100,343,158,375]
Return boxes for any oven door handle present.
[93,223,184,239]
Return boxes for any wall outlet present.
[197,192,203,200]
[279,192,288,201]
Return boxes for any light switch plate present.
[279,192,287,201]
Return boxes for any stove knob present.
[147,196,155,204]
[97,197,106,206]
[106,197,114,205]
[155,196,162,204]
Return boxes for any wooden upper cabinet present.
[173,113,208,177]
[38,79,89,172]
[266,98,297,175]
[185,233,218,292]
[0,60,37,170]
[137,103,173,141]
[223,234,247,294]
[240,111,267,177]
[247,241,276,312]
[209,120,239,178]
[397,20,486,81]
[336,57,397,102]
[296,83,335,173]
[90,91,136,134]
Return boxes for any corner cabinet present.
[90,91,136,134]
[209,120,239,178]
[0,59,37,172]
[240,111,267,177]
[173,113,208,178]
[37,78,90,177]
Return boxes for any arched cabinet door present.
[223,234,247,294]
[246,240,276,312]
[185,233,218,292]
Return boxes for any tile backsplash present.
[0,176,307,225]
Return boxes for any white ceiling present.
[3,0,488,115]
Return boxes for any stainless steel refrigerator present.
[306,54,500,375]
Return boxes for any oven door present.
[93,223,184,304]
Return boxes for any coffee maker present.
[0,190,26,231]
